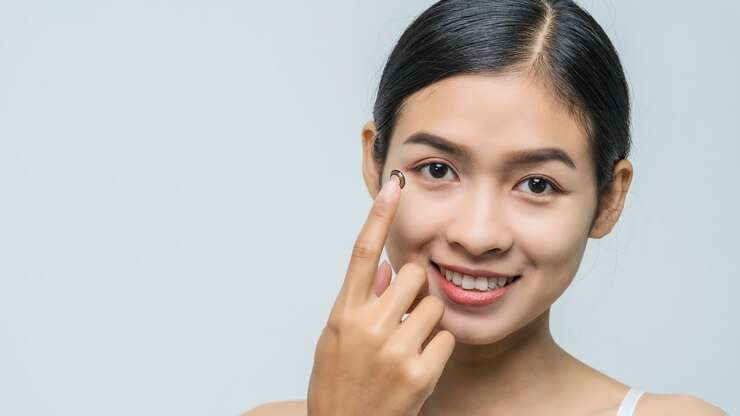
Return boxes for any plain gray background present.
[1,1,737,414]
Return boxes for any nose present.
[444,183,514,257]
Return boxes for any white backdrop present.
[1,1,737,414]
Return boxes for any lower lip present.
[434,264,520,307]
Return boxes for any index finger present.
[340,171,403,305]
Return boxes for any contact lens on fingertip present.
[390,169,405,189]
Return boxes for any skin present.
[243,72,727,415]
[359,72,633,415]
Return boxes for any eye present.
[515,176,562,196]
[413,161,458,182]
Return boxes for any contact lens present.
[390,169,405,189]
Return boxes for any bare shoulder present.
[241,399,307,416]
[636,393,728,416]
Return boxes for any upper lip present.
[433,260,518,278]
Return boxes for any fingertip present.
[379,173,400,203]
[389,169,405,189]
[373,259,393,298]
[378,259,390,274]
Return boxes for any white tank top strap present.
[616,387,645,416]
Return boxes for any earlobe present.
[589,192,616,238]
[361,120,381,199]
[588,204,617,239]
[588,159,633,239]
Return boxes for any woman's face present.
[363,73,602,345]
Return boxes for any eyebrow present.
[403,131,577,170]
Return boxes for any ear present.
[589,159,634,239]
[361,119,382,199]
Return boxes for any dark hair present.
[372,0,631,197]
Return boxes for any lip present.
[431,260,521,307]
[432,260,517,279]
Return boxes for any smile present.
[431,261,522,292]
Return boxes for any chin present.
[436,312,519,345]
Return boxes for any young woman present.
[247,0,727,415]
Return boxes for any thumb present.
[372,260,392,298]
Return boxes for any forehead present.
[391,73,591,166]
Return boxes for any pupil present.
[430,163,447,178]
[528,178,547,193]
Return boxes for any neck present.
[419,308,573,416]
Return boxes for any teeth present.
[440,265,517,292]
[461,275,475,289]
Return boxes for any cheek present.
[385,187,452,263]
[512,197,592,293]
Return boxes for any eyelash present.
[412,161,563,196]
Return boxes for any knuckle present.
[363,322,385,343]
[325,310,347,332]
[402,363,433,393]
[381,341,407,364]
[326,302,355,331]
[370,199,391,220]
[326,310,387,347]
[351,240,376,261]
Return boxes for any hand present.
[307,173,456,416]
